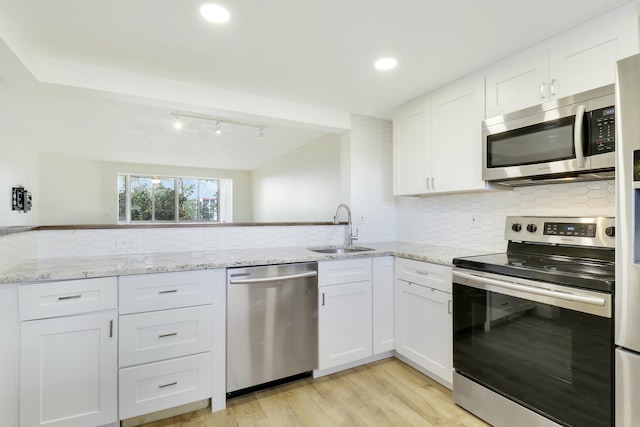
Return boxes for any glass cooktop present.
[453,242,614,293]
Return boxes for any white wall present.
[349,115,396,243]
[39,152,106,225]
[0,129,39,226]
[36,152,253,225]
[251,133,343,222]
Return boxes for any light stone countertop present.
[0,241,497,284]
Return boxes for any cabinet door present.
[550,29,628,100]
[431,75,486,193]
[392,99,432,195]
[485,52,548,118]
[372,256,394,354]
[20,311,118,427]
[318,281,372,370]
[395,280,452,385]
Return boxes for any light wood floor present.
[141,358,490,427]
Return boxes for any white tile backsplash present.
[0,115,616,269]
[396,180,615,252]
[0,225,346,266]
[349,114,397,243]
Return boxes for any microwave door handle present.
[574,104,586,168]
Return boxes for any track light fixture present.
[170,112,267,138]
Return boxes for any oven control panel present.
[505,216,615,248]
[543,222,596,237]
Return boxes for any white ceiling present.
[0,0,633,170]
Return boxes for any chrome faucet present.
[333,203,358,246]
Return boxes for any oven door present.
[453,268,613,427]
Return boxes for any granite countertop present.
[0,241,496,284]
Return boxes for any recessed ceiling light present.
[200,4,230,24]
[374,58,397,71]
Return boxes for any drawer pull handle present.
[58,294,82,301]
[415,271,429,275]
[159,289,178,294]
[159,381,177,389]
[159,332,178,338]
[109,320,113,338]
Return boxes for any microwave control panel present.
[589,106,616,154]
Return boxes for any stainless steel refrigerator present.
[616,52,640,426]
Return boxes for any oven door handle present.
[453,270,606,306]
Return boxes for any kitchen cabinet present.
[430,75,487,193]
[394,258,453,388]
[372,256,394,354]
[318,258,373,370]
[392,99,431,195]
[0,284,19,427]
[393,74,491,195]
[118,270,215,421]
[19,277,118,427]
[486,10,638,118]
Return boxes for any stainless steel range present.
[452,216,615,427]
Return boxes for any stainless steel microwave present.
[482,84,615,186]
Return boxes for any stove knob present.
[526,224,538,233]
[605,226,615,237]
[512,223,522,232]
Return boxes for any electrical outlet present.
[116,238,138,249]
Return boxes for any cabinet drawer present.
[395,258,452,293]
[318,258,372,286]
[19,277,117,321]
[119,270,213,314]
[118,352,212,420]
[119,305,213,367]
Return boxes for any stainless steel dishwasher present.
[226,262,318,396]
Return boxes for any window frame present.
[118,173,232,224]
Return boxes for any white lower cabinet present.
[372,256,394,354]
[18,278,118,427]
[119,352,212,420]
[318,258,373,370]
[118,270,216,421]
[394,258,453,387]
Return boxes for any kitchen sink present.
[307,245,374,254]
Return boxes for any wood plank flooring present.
[141,358,490,427]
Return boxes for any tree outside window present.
[118,174,224,223]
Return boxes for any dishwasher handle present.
[229,270,317,284]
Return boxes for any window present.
[118,174,232,223]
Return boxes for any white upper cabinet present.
[393,74,491,196]
[392,98,432,195]
[486,7,639,118]
[431,75,487,193]
[485,51,549,118]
